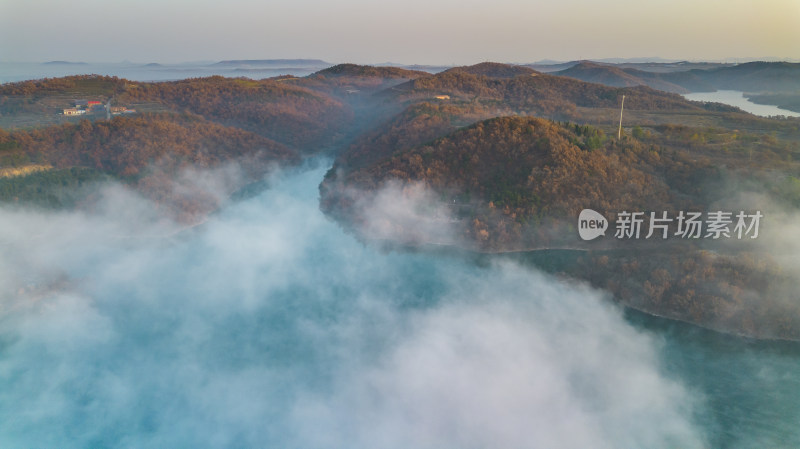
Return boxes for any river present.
[0,162,797,448]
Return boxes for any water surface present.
[683,90,800,118]
[0,163,797,448]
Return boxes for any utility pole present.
[618,94,625,139]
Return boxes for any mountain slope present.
[320,115,800,340]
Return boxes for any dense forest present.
[0,74,354,152]
[116,76,353,151]
[390,69,705,115]
[0,113,298,219]
[442,62,538,79]
[322,116,722,250]
[321,114,800,340]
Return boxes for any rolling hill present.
[320,114,800,340]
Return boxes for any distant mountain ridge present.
[691,61,800,92]
[42,61,88,65]
[212,59,331,67]
[555,61,703,93]
[553,60,800,93]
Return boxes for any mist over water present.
[0,162,798,448]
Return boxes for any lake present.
[683,90,800,118]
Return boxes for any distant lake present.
[683,90,800,118]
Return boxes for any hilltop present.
[323,116,717,251]
[311,63,430,79]
[443,62,538,79]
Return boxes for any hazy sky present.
[1,0,799,64]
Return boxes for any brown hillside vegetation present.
[323,116,712,250]
[117,76,351,152]
[0,113,298,221]
[289,64,432,100]
[392,69,702,115]
[321,115,800,340]
[312,63,430,79]
[443,62,538,79]
[336,101,499,169]
[0,74,354,153]
[3,113,297,177]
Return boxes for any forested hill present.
[311,63,430,79]
[112,76,352,152]
[332,61,766,171]
[0,68,433,218]
[0,113,297,220]
[0,113,295,177]
[391,69,703,112]
[442,62,538,79]
[314,63,800,343]
[1,75,353,153]
[322,116,713,250]
[320,114,800,340]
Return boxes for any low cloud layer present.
[355,180,466,246]
[0,163,706,448]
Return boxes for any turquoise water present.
[626,309,800,449]
[0,163,798,448]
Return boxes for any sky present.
[1,0,799,65]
